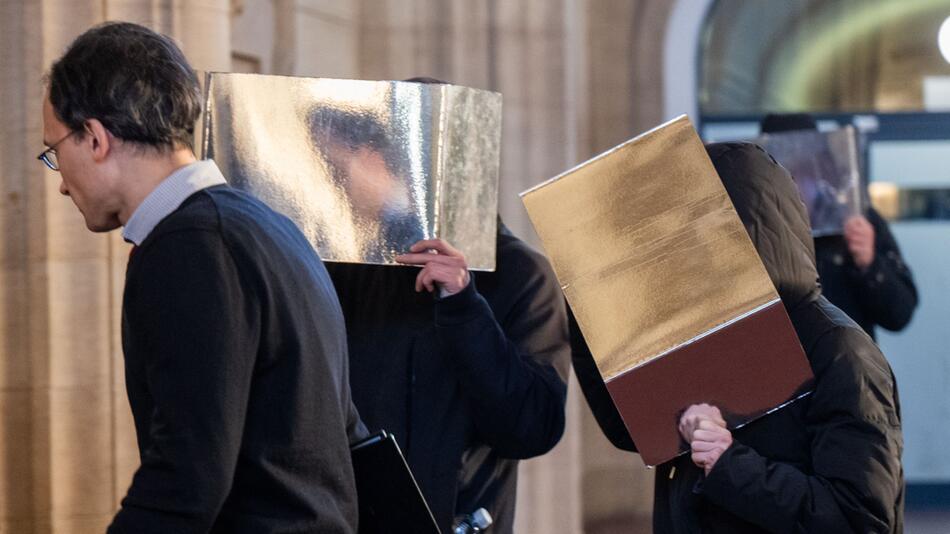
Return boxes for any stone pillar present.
[0,2,231,532]
[580,2,673,532]
[629,0,674,133]
[104,0,232,72]
[1,1,56,531]
[35,5,115,533]
[270,0,359,77]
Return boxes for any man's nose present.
[59,180,69,196]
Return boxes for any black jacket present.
[113,187,362,533]
[814,207,917,339]
[327,224,569,533]
[573,143,904,534]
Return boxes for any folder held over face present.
[521,116,814,466]
[201,73,502,270]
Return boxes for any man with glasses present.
[42,22,364,533]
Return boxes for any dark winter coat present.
[814,206,917,339]
[573,143,904,534]
[327,223,570,533]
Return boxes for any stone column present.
[33,5,115,533]
[105,0,232,72]
[580,2,673,532]
[1,0,55,531]
[0,2,231,532]
[271,0,359,78]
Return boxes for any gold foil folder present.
[201,73,502,270]
[521,116,778,380]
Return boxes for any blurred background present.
[1,0,948,532]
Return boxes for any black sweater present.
[110,186,362,534]
[327,224,570,533]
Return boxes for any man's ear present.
[83,119,112,162]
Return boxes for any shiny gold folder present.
[521,116,812,465]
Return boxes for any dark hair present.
[308,107,392,156]
[47,21,202,151]
[760,113,818,134]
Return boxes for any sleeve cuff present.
[698,441,745,495]
[850,256,886,287]
[434,276,483,324]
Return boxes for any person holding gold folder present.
[573,142,904,533]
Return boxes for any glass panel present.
[870,140,950,188]
[876,224,950,482]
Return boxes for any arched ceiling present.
[701,0,950,114]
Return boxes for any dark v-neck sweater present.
[112,186,362,534]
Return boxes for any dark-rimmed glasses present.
[37,130,80,171]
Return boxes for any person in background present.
[42,21,364,533]
[760,113,918,340]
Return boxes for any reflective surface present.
[202,73,502,269]
[522,116,778,380]
[757,127,862,236]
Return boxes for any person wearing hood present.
[760,113,918,340]
[572,142,904,533]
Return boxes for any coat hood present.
[706,142,821,310]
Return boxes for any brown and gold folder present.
[521,116,814,466]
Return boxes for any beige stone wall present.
[1,0,674,531]
[231,0,359,78]
[1,2,231,532]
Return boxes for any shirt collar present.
[122,159,228,246]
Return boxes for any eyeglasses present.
[37,130,80,171]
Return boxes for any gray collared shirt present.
[122,160,228,246]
